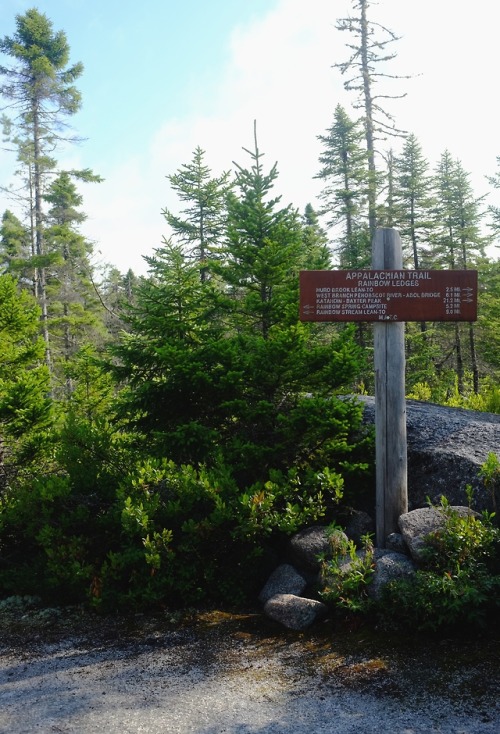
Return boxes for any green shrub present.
[0,474,95,600]
[379,502,500,632]
[94,458,344,611]
[320,529,375,615]
[239,465,344,537]
[479,452,500,513]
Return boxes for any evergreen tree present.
[475,258,500,380]
[208,131,365,483]
[219,123,305,338]
[316,104,370,267]
[111,137,365,487]
[377,149,397,229]
[162,146,231,281]
[43,172,106,393]
[431,152,486,269]
[0,209,31,284]
[487,155,500,236]
[300,204,332,270]
[97,266,140,339]
[431,152,488,394]
[0,274,52,480]
[110,239,229,464]
[0,8,84,369]
[392,134,435,269]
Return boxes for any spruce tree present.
[300,204,332,270]
[111,137,365,487]
[110,239,229,464]
[0,8,84,369]
[316,104,370,267]
[431,152,488,394]
[0,274,52,477]
[392,134,435,269]
[162,146,231,281]
[0,210,31,283]
[43,172,106,393]
[219,123,305,337]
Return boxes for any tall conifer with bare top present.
[0,8,84,370]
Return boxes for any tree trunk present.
[360,0,377,240]
[455,323,464,394]
[469,323,479,394]
[32,103,52,373]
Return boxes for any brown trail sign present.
[299,228,478,546]
[300,269,478,323]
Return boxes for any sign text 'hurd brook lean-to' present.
[299,269,478,323]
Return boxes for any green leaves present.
[320,530,375,614]
[381,503,500,632]
[0,275,52,444]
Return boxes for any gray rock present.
[337,548,366,574]
[343,509,375,545]
[264,594,328,630]
[368,550,416,600]
[320,548,367,589]
[289,526,347,573]
[385,532,408,554]
[359,395,500,511]
[258,563,307,604]
[398,506,479,562]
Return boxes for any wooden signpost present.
[299,228,478,546]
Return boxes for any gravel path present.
[1,609,499,734]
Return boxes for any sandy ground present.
[1,607,499,734]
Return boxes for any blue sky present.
[1,0,499,275]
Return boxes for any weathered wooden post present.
[372,228,407,546]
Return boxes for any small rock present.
[289,526,347,573]
[264,594,328,630]
[368,550,416,600]
[258,564,307,604]
[385,532,408,554]
[399,506,480,562]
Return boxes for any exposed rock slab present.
[359,396,500,510]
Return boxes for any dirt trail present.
[1,608,499,734]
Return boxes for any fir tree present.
[0,8,84,369]
[43,172,106,393]
[111,136,365,486]
[431,152,488,394]
[0,209,31,284]
[392,134,435,269]
[300,204,332,270]
[219,122,304,338]
[316,104,370,267]
[162,146,231,281]
[0,274,52,478]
